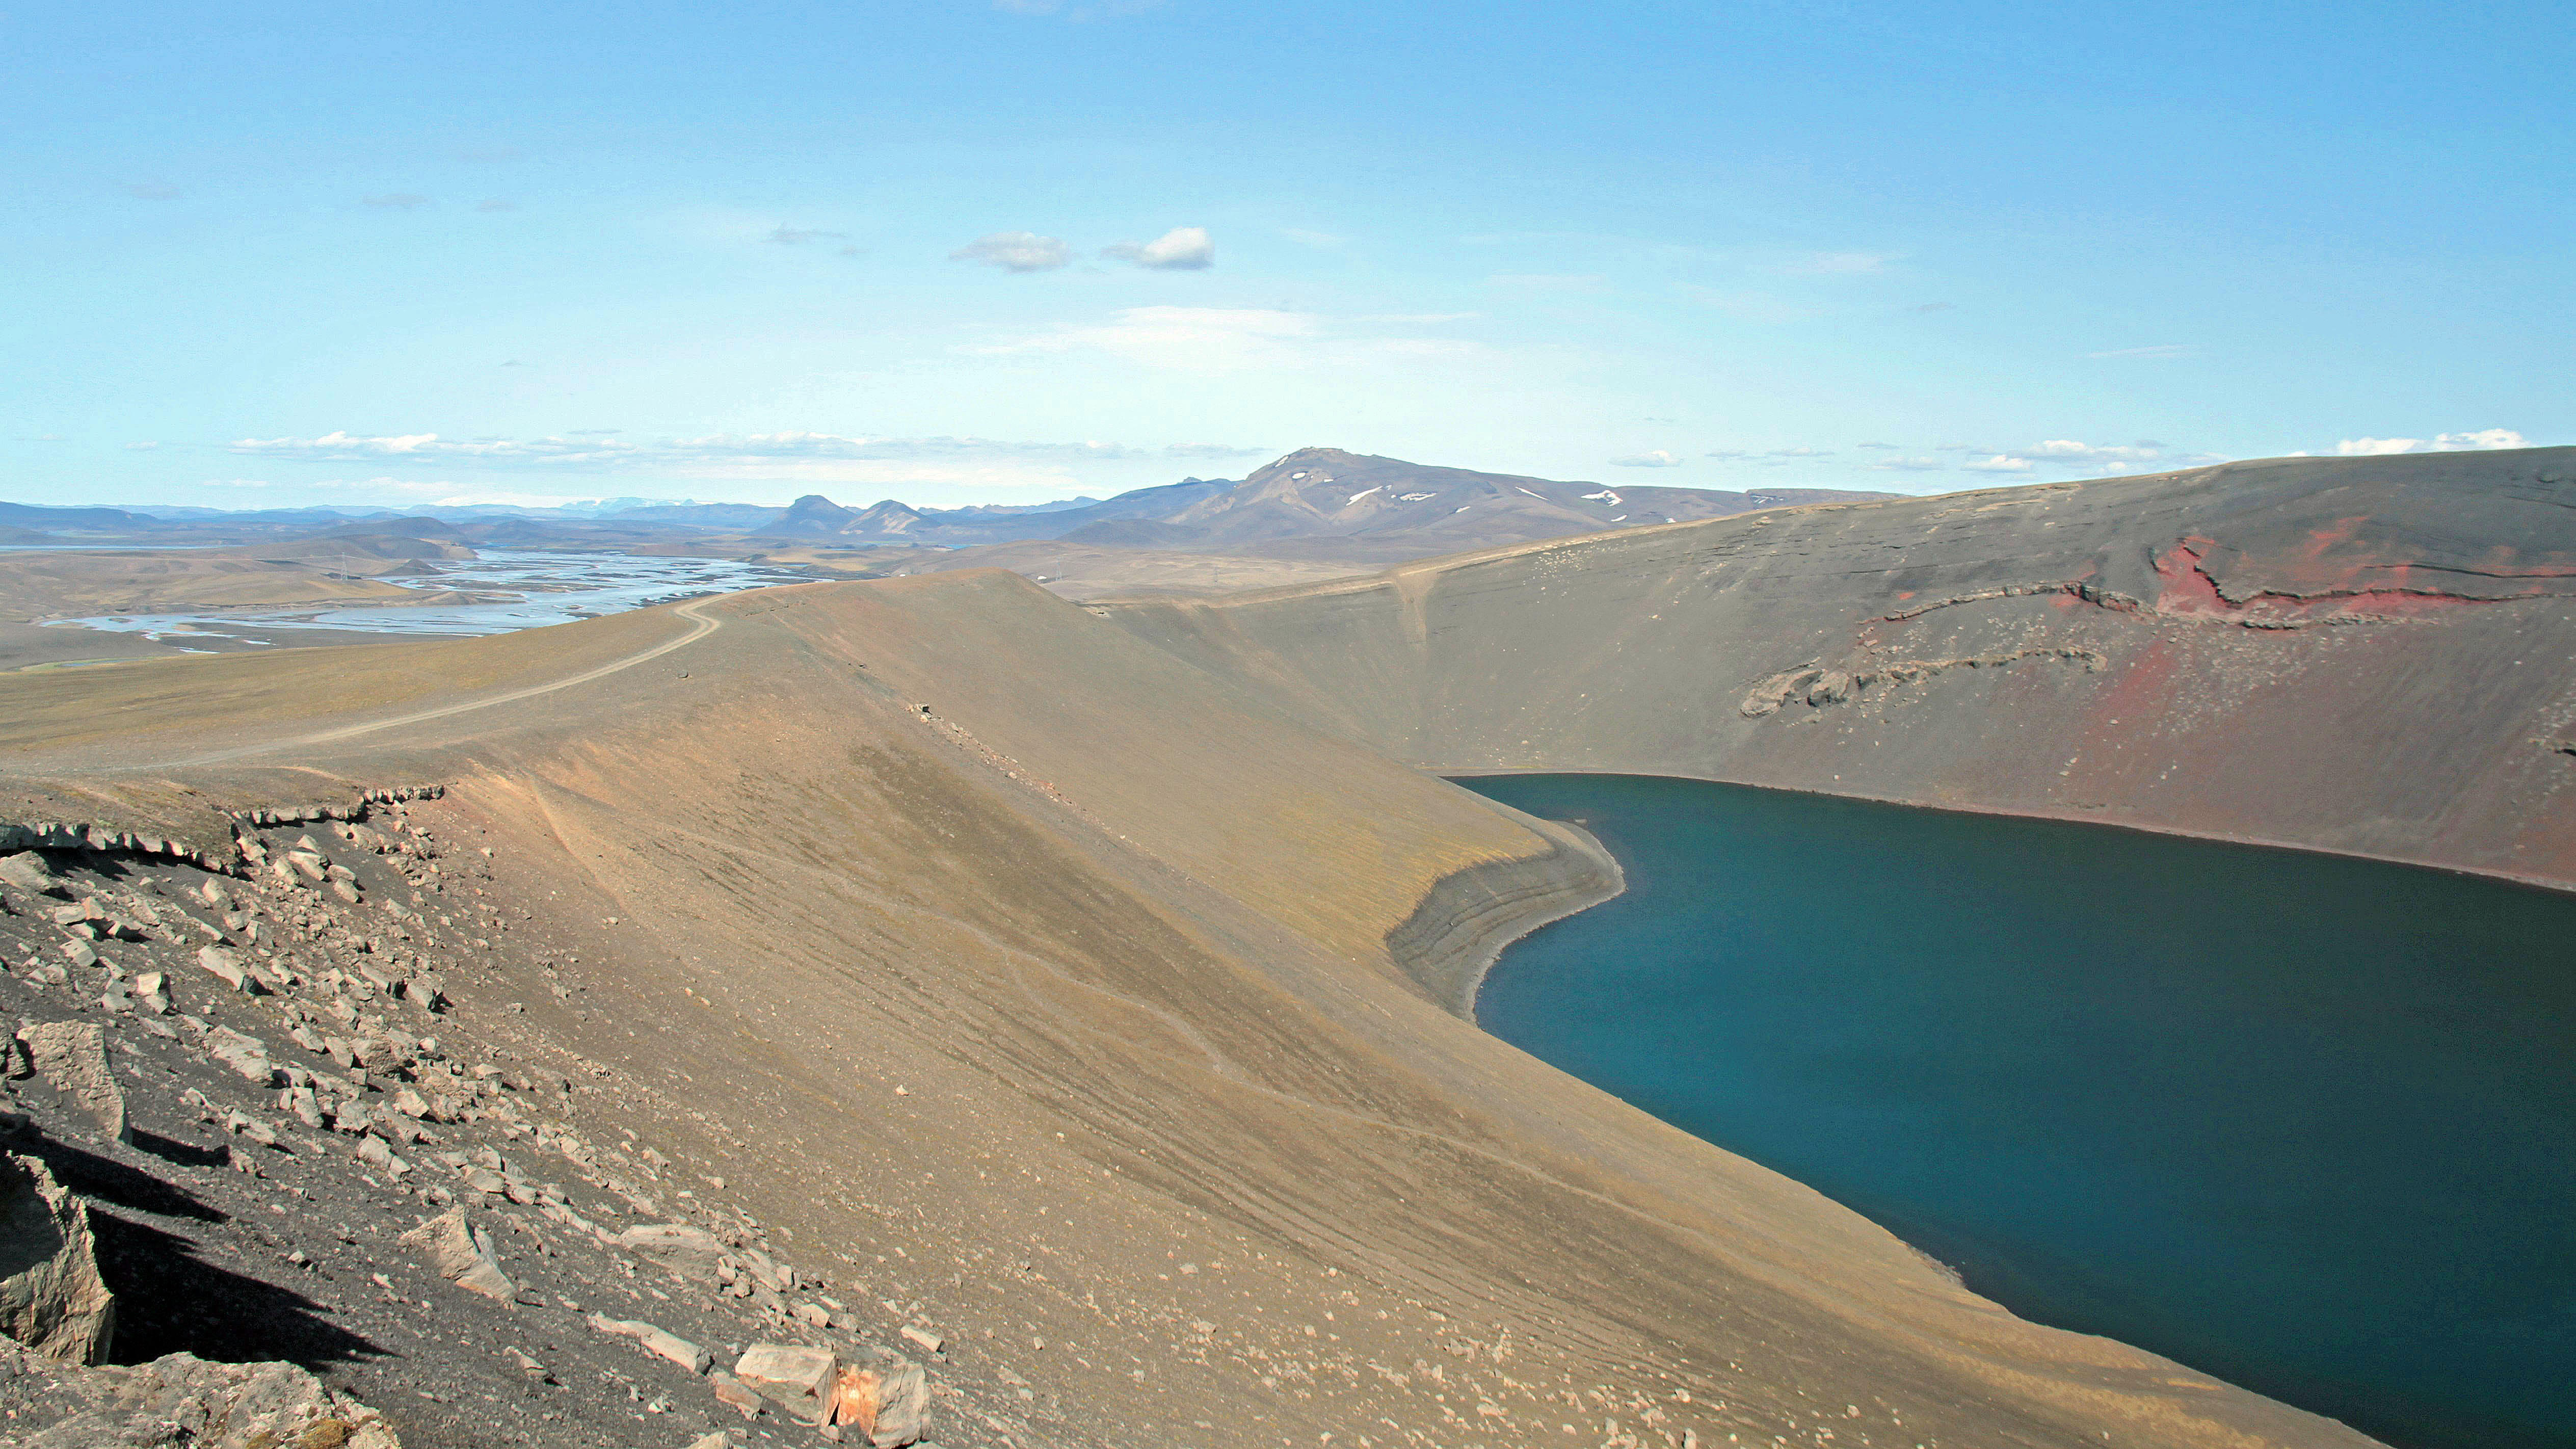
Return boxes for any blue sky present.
[8,0,2569,510]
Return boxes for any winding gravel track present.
[169,596,723,767]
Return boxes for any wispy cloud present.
[966,305,1481,374]
[1955,439,2220,475]
[1911,302,1954,313]
[362,193,431,210]
[1611,450,1684,468]
[1282,228,1343,248]
[1705,446,1838,463]
[1103,226,1213,270]
[2088,344,2193,359]
[1868,456,1945,471]
[123,441,160,451]
[767,225,850,246]
[2335,428,2526,456]
[950,231,1071,272]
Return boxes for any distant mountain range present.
[744,449,1893,560]
[5,449,1898,565]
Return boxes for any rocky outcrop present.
[1737,646,2106,718]
[0,1154,114,1365]
[0,1340,400,1448]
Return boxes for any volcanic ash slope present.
[0,568,2382,1447]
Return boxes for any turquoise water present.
[1459,774,2576,1449]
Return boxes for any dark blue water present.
[1459,774,2576,1449]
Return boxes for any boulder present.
[615,1222,728,1280]
[642,1328,711,1375]
[0,854,66,900]
[590,1315,711,1375]
[734,1343,837,1425]
[204,1029,278,1087]
[0,1154,115,1363]
[398,1209,515,1302]
[833,1359,930,1447]
[194,946,265,995]
[127,972,169,1016]
[15,1023,128,1143]
[708,1369,764,1419]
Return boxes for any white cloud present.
[1282,228,1343,248]
[766,225,848,246]
[949,231,1071,272]
[1868,456,1945,471]
[1949,439,2220,474]
[362,193,430,209]
[1704,446,1839,463]
[975,306,1315,370]
[1855,441,1900,450]
[1103,226,1213,270]
[2336,428,2527,455]
[1611,451,1684,468]
[123,441,160,451]
[2089,344,2193,359]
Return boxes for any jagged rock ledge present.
[1383,802,1624,1017]
[0,784,446,875]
